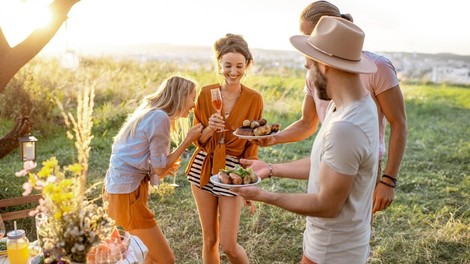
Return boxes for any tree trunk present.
[0,117,33,159]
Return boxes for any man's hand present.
[230,186,264,201]
[372,181,395,213]
[252,136,277,147]
[239,159,270,179]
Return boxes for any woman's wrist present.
[204,124,217,133]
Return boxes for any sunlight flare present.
[0,0,52,46]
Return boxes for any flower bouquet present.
[17,158,115,263]
[15,85,117,263]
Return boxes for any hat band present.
[308,41,360,62]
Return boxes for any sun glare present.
[0,0,52,46]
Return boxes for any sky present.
[0,0,469,56]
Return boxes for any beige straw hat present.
[290,16,377,74]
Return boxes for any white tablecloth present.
[0,235,148,264]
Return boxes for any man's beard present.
[314,67,330,100]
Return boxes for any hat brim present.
[290,35,377,74]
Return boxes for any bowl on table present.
[87,228,130,263]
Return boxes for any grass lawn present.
[0,57,469,263]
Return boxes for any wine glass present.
[168,159,181,187]
[33,213,47,255]
[210,88,227,132]
[0,214,5,239]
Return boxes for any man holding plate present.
[231,16,379,264]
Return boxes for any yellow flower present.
[51,193,62,203]
[60,179,74,188]
[37,166,53,179]
[66,164,82,175]
[28,173,37,186]
[63,192,74,200]
[60,204,72,213]
[53,211,62,219]
[42,157,58,169]
[43,183,55,194]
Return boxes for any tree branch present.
[0,0,80,93]
[0,117,33,159]
[0,28,10,55]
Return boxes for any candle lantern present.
[19,134,38,161]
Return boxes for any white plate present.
[210,175,261,188]
[232,130,279,140]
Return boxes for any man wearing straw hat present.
[232,16,379,264]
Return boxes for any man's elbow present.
[392,120,408,140]
[321,207,342,218]
[300,117,319,135]
[306,204,342,218]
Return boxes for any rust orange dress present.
[185,83,263,196]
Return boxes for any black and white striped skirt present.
[187,150,239,197]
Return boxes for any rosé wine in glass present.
[210,88,227,132]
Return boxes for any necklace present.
[221,86,241,101]
[221,86,241,119]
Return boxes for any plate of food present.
[233,119,281,140]
[210,165,261,188]
[233,130,280,140]
[0,237,7,256]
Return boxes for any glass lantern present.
[19,134,38,161]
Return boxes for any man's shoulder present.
[363,51,393,66]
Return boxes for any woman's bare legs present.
[191,184,220,263]
[129,225,175,264]
[219,195,248,264]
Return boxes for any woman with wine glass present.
[185,33,263,263]
[103,76,203,264]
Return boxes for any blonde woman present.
[104,76,203,264]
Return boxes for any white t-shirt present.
[304,51,399,159]
[303,95,379,264]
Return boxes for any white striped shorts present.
[187,150,239,197]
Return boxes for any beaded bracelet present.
[268,163,273,178]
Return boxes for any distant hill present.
[76,43,304,66]
[74,43,470,84]
[378,52,470,84]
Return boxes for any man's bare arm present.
[233,162,354,218]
